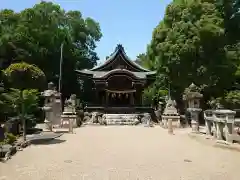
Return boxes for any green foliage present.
[207,90,240,109]
[0,1,102,99]
[135,53,153,70]
[224,90,240,109]
[3,88,39,115]
[3,133,17,145]
[142,85,168,105]
[144,0,240,107]
[0,88,40,123]
[142,86,156,105]
[4,62,46,90]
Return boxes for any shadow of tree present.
[31,139,66,145]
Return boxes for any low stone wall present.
[204,109,239,143]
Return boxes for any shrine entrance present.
[76,44,156,110]
[106,89,135,107]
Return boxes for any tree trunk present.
[20,90,26,141]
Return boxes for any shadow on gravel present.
[31,139,66,145]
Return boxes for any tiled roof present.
[76,69,156,79]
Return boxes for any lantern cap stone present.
[183,83,203,100]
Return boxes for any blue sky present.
[1,0,171,63]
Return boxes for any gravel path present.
[1,126,240,180]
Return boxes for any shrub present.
[3,62,46,90]
[4,133,17,144]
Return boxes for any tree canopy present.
[141,0,240,109]
[0,1,102,99]
[3,62,46,90]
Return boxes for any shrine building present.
[76,44,156,113]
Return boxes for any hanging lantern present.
[126,93,128,98]
[111,93,114,98]
[118,93,121,98]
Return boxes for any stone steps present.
[104,114,139,125]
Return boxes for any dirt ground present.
[1,126,240,180]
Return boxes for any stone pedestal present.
[61,114,77,128]
[168,119,173,134]
[177,119,181,128]
[44,119,52,131]
[42,106,53,131]
[162,119,168,128]
[191,120,199,133]
[188,108,202,133]
[162,97,180,129]
[61,114,77,132]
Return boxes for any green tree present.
[3,62,45,140]
[146,0,239,108]
[135,53,153,70]
[0,1,102,101]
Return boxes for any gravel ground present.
[1,126,240,180]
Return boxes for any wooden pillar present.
[133,92,135,106]
[130,92,134,105]
[95,89,99,105]
[106,92,109,107]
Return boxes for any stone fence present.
[204,109,240,143]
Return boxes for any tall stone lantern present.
[42,82,62,130]
[183,83,203,133]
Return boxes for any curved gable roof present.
[90,44,150,72]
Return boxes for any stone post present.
[212,122,217,138]
[225,123,233,143]
[190,110,201,133]
[69,118,73,133]
[225,110,235,143]
[205,120,211,136]
[177,119,181,128]
[168,119,173,134]
[204,110,213,136]
[216,122,224,140]
[163,118,168,128]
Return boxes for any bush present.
[4,133,17,144]
[3,62,46,90]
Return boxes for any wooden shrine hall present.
[76,44,156,113]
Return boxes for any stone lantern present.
[42,82,62,131]
[183,83,203,133]
[162,97,180,130]
[61,94,77,132]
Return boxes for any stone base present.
[104,114,141,125]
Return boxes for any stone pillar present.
[205,120,212,136]
[69,118,73,133]
[177,118,181,128]
[216,122,224,140]
[163,118,168,128]
[225,123,233,143]
[191,111,200,133]
[212,122,217,138]
[168,119,173,134]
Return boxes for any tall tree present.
[146,0,239,107]
[0,1,102,100]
